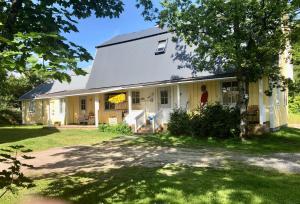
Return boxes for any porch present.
[49,77,274,133]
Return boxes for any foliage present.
[0,109,21,125]
[168,105,240,138]
[289,18,300,112]
[0,0,154,83]
[168,108,190,136]
[289,95,300,114]
[156,0,299,137]
[190,104,240,138]
[98,123,132,135]
[0,145,35,198]
[0,73,45,125]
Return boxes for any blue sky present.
[63,0,159,69]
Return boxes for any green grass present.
[2,163,300,204]
[288,113,300,124]
[0,126,119,151]
[128,127,300,154]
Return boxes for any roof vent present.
[155,39,168,55]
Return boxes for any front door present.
[158,87,171,109]
[157,87,171,123]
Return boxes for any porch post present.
[258,79,265,125]
[176,84,180,108]
[64,98,68,125]
[128,90,132,114]
[48,100,51,126]
[94,94,99,127]
[170,86,174,109]
[269,88,275,130]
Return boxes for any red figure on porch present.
[200,85,208,107]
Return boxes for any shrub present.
[190,104,240,138]
[168,108,191,136]
[168,104,240,138]
[289,95,300,114]
[0,109,22,125]
[98,123,132,135]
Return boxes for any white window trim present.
[160,90,169,105]
[155,39,168,54]
[59,98,65,114]
[132,91,140,104]
[221,81,238,106]
[29,100,36,113]
[80,97,87,111]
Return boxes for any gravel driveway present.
[1,136,300,175]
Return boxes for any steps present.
[136,124,154,134]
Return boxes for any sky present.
[63,0,159,69]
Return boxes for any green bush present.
[168,104,240,138]
[168,108,191,136]
[191,104,240,138]
[289,95,300,114]
[0,109,22,125]
[98,123,132,135]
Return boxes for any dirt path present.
[2,136,300,176]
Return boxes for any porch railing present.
[152,109,164,133]
[135,111,146,132]
[124,110,146,133]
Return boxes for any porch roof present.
[36,73,235,99]
[19,73,90,100]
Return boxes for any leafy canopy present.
[0,0,154,82]
[158,0,299,93]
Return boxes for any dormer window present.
[155,39,168,55]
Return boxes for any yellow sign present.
[108,94,126,104]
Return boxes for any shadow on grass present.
[129,127,300,154]
[0,127,59,144]
[39,164,300,204]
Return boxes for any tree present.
[0,0,155,124]
[290,18,300,97]
[0,0,154,82]
[157,0,299,137]
[0,145,35,198]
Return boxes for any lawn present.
[1,126,300,203]
[2,163,300,204]
[0,126,118,151]
[128,127,300,154]
[288,113,300,124]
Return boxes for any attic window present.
[155,39,167,55]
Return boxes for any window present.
[160,90,169,105]
[155,39,167,55]
[104,94,116,110]
[29,100,35,113]
[132,91,140,104]
[59,99,65,114]
[222,81,238,105]
[80,98,86,111]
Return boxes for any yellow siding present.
[187,80,221,111]
[22,99,49,124]
[248,82,259,106]
[67,96,80,124]
[21,77,288,129]
[99,94,126,124]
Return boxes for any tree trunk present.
[237,79,249,138]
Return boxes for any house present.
[20,27,293,132]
